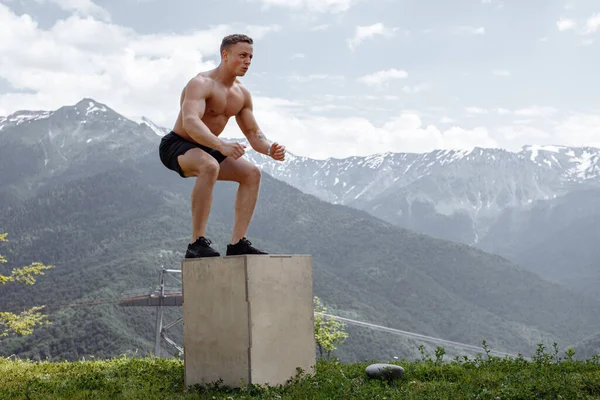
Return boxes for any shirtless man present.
[159,34,286,258]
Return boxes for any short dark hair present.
[220,34,253,54]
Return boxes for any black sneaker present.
[226,237,268,256]
[185,236,220,258]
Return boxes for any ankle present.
[191,235,206,244]
[231,236,245,244]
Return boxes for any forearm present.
[183,117,225,150]
[248,130,272,155]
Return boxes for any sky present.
[0,0,599,159]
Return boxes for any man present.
[159,33,285,258]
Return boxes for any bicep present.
[182,79,210,121]
[236,90,260,136]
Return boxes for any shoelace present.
[197,237,212,246]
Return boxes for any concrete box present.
[181,254,315,388]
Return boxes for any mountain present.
[478,187,600,300]
[1,156,600,363]
[1,98,600,363]
[0,98,158,206]
[249,146,600,244]
[244,143,600,300]
[574,333,600,361]
[133,116,170,137]
[4,101,599,241]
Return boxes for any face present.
[223,42,253,76]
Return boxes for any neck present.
[214,63,237,87]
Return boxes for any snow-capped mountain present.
[250,146,600,202]
[3,98,599,246]
[244,145,600,243]
[0,98,159,154]
[133,116,170,137]
[0,109,53,130]
[0,98,161,205]
[523,144,600,182]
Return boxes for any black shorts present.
[159,131,227,178]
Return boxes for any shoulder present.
[235,80,252,103]
[185,74,215,96]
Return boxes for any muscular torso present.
[172,71,245,142]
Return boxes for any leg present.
[177,148,220,243]
[217,157,262,244]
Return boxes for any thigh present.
[217,156,260,183]
[177,147,220,178]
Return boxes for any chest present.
[206,88,245,117]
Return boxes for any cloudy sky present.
[0,0,599,159]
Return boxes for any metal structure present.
[118,266,524,360]
[119,267,183,358]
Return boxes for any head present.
[220,34,254,76]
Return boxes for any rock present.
[365,363,405,380]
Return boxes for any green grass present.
[1,344,599,399]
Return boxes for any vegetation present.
[1,167,600,362]
[313,296,348,359]
[0,232,54,337]
[1,117,600,362]
[1,344,599,399]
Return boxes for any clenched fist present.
[269,142,286,161]
[219,142,246,159]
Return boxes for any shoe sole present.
[185,252,221,258]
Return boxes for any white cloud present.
[35,0,110,21]
[257,0,360,14]
[347,22,397,51]
[557,12,600,44]
[476,106,556,118]
[552,113,600,147]
[402,83,430,94]
[496,113,600,150]
[492,69,510,77]
[581,38,595,46]
[457,26,485,35]
[224,105,600,158]
[557,17,576,31]
[465,107,488,114]
[0,4,280,127]
[357,68,408,87]
[307,103,355,112]
[287,73,345,84]
[221,105,498,158]
[481,0,504,8]
[513,106,557,118]
[441,126,498,149]
[1,3,598,160]
[496,125,550,143]
[583,12,600,34]
[309,24,330,31]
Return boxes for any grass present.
[1,343,599,399]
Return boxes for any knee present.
[244,165,261,185]
[196,159,220,180]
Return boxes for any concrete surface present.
[181,254,315,388]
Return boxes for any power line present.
[35,268,524,360]
[318,312,522,359]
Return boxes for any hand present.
[269,142,286,161]
[219,141,246,159]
